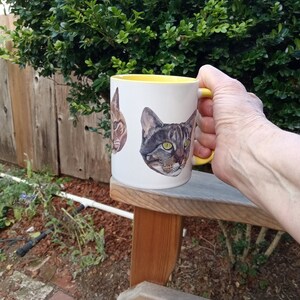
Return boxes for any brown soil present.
[0,177,300,299]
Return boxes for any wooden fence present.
[0,15,110,183]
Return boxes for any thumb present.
[197,65,246,94]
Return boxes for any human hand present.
[194,65,300,243]
[194,65,269,185]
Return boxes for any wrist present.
[220,119,280,200]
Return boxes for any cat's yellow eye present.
[184,139,190,148]
[162,142,173,150]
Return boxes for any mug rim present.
[111,74,198,84]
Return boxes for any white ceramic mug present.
[110,74,213,189]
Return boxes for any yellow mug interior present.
[112,74,198,84]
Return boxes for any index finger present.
[198,97,213,117]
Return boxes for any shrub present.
[1,0,299,135]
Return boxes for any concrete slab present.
[0,271,53,300]
[117,281,208,300]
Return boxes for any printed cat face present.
[111,88,127,153]
[140,107,196,177]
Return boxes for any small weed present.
[0,161,63,229]
[236,261,257,279]
[0,177,31,228]
[70,249,104,278]
[202,291,211,298]
[191,237,200,246]
[48,206,106,277]
[0,249,7,262]
[259,279,269,290]
[218,220,285,281]
[253,253,268,266]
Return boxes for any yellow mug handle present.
[193,87,214,166]
[198,88,212,99]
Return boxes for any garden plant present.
[0,162,106,275]
[0,0,299,136]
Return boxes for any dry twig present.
[217,220,235,265]
[256,227,268,245]
[265,231,285,257]
[242,224,252,261]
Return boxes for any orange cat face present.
[111,88,127,153]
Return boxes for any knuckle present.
[228,78,246,92]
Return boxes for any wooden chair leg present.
[130,206,183,286]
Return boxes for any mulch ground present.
[1,176,300,299]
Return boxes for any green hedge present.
[1,0,299,134]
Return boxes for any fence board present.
[30,72,58,174]
[0,59,17,163]
[55,74,110,182]
[0,15,17,163]
[7,62,34,167]
[1,14,33,167]
[83,114,111,182]
[55,76,85,179]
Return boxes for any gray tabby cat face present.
[140,107,196,177]
[111,88,127,153]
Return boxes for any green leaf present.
[116,30,129,44]
[13,207,23,221]
[29,232,41,239]
[294,38,300,50]
[5,219,13,227]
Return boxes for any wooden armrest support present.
[110,170,282,230]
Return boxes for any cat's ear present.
[186,110,197,127]
[112,87,119,108]
[141,107,163,136]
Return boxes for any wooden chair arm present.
[110,170,282,230]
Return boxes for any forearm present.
[229,121,300,242]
